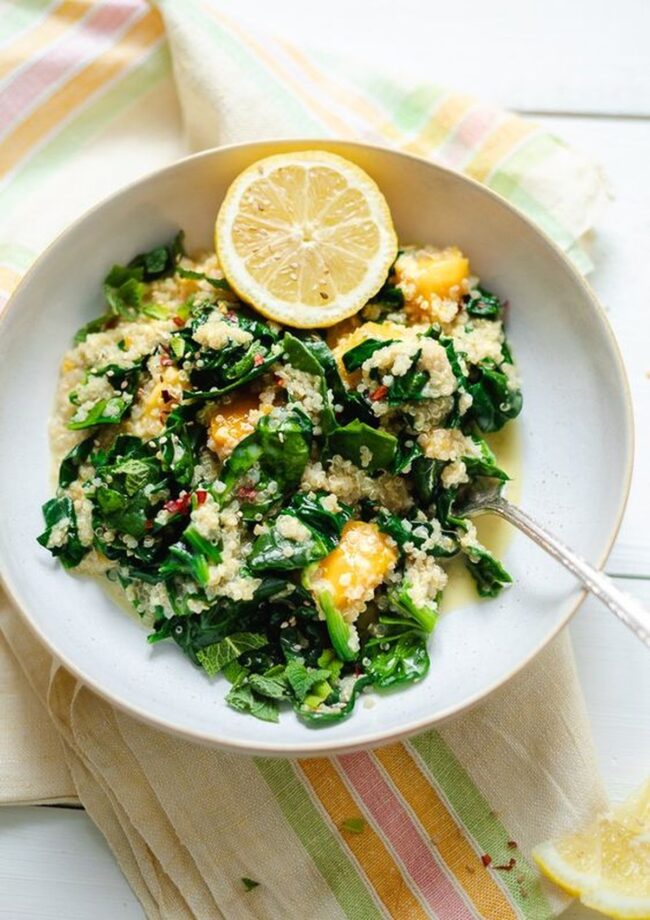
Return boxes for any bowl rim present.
[0,138,635,757]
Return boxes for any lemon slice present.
[533,779,650,919]
[215,151,398,328]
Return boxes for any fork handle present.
[493,498,650,649]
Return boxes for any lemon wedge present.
[533,779,650,919]
[215,151,398,328]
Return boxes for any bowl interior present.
[0,140,632,755]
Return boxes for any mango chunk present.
[208,391,260,459]
[395,246,469,311]
[311,521,397,621]
[142,365,184,422]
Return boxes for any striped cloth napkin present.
[0,2,610,917]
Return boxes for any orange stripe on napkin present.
[0,0,92,82]
[465,116,538,182]
[298,757,429,919]
[0,8,163,179]
[211,7,355,138]
[375,744,519,920]
[277,40,403,145]
[406,93,475,155]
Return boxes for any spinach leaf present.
[186,347,279,401]
[73,313,115,343]
[436,487,468,531]
[387,582,438,633]
[58,435,94,488]
[248,490,352,573]
[282,332,339,433]
[393,439,422,475]
[316,590,358,662]
[341,338,394,373]
[295,676,369,725]
[248,521,330,573]
[411,455,443,506]
[219,434,263,501]
[464,286,502,318]
[176,266,231,291]
[287,492,352,546]
[128,231,185,281]
[282,332,323,376]
[154,405,202,488]
[463,544,512,597]
[159,540,211,586]
[256,408,313,491]
[387,352,430,405]
[463,436,509,481]
[196,632,268,678]
[90,437,167,550]
[296,336,348,406]
[68,363,141,430]
[327,420,397,473]
[374,509,456,558]
[365,632,429,688]
[37,496,88,569]
[466,359,522,432]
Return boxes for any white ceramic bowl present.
[0,140,633,756]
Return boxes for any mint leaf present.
[226,684,279,723]
[248,674,286,700]
[113,458,152,496]
[241,877,259,892]
[196,633,267,678]
[284,660,332,703]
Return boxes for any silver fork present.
[455,482,650,648]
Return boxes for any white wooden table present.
[1,1,649,917]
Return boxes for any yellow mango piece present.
[311,521,397,621]
[142,365,184,421]
[395,246,469,301]
[208,391,260,459]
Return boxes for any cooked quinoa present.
[39,234,522,726]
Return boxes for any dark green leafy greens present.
[40,232,523,728]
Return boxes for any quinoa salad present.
[38,234,522,725]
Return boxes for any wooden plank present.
[533,115,650,575]
[231,0,650,116]
[0,807,144,919]
[570,578,650,800]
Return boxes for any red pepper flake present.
[144,520,153,530]
[195,490,208,505]
[163,493,191,516]
[507,840,518,850]
[370,385,388,402]
[161,388,172,404]
[273,374,285,387]
[236,486,257,501]
[253,353,265,367]
[160,354,174,367]
[172,315,185,328]
[494,858,517,872]
[480,854,492,868]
